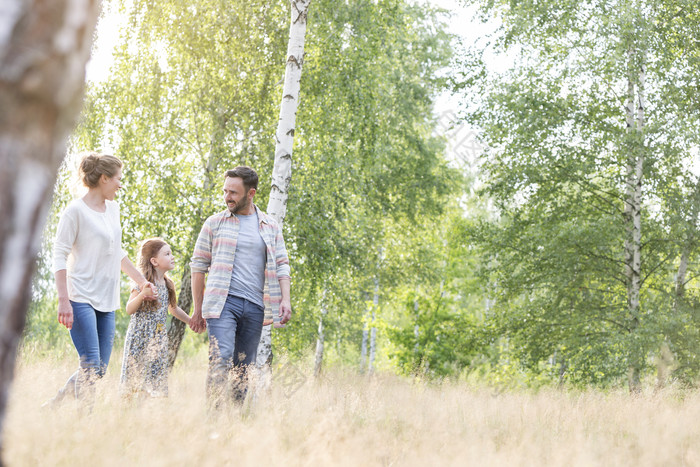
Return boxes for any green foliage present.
[271,0,465,362]
[384,204,488,378]
[460,0,700,386]
[388,289,478,377]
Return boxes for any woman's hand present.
[57,298,73,329]
[139,281,157,300]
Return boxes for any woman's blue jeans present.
[65,301,115,404]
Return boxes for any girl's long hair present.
[137,238,177,312]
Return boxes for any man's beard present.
[230,197,250,214]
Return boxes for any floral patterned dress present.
[120,282,169,397]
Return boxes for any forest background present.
[22,0,700,394]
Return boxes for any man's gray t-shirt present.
[229,212,267,308]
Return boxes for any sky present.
[86,2,124,84]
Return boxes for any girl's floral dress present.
[120,282,169,397]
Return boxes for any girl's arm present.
[189,272,206,333]
[126,285,154,315]
[169,305,191,325]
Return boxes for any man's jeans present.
[206,295,264,406]
[67,301,115,407]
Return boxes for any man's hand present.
[57,298,73,329]
[279,299,292,325]
[189,309,207,333]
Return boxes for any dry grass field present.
[5,349,700,466]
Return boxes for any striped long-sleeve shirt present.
[190,205,290,321]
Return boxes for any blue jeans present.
[67,301,115,402]
[206,295,264,406]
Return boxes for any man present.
[189,166,291,405]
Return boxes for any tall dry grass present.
[5,350,700,466]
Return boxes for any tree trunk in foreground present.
[0,0,100,458]
[255,0,311,368]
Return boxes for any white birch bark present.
[254,0,311,384]
[265,0,310,226]
[313,288,328,377]
[0,0,100,453]
[623,48,645,392]
[369,319,377,373]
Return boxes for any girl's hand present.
[57,298,73,329]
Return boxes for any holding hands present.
[189,309,206,334]
[125,279,160,316]
[138,281,158,300]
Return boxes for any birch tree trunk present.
[254,0,310,372]
[360,295,369,373]
[0,0,100,455]
[313,289,328,378]
[623,48,646,393]
[368,278,379,374]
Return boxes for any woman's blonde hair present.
[136,237,177,312]
[78,152,122,188]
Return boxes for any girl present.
[120,238,191,398]
[49,152,152,410]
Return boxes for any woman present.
[47,152,153,409]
